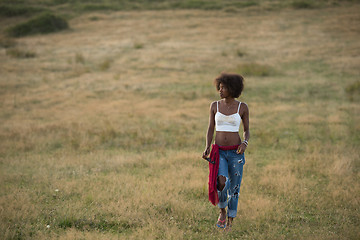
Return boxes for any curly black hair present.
[214,73,244,98]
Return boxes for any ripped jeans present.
[217,149,245,218]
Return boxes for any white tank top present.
[215,101,242,132]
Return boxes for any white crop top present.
[215,101,242,132]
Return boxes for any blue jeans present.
[217,149,245,218]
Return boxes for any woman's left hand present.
[236,143,247,155]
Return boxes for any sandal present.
[216,216,226,229]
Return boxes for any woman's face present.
[219,83,230,99]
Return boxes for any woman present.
[202,73,250,231]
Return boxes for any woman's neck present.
[223,97,236,104]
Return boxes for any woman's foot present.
[224,223,232,232]
[225,217,233,232]
[216,209,227,228]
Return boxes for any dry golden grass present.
[1,2,360,240]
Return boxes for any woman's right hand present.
[202,147,210,159]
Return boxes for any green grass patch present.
[231,1,259,8]
[6,48,36,58]
[57,216,134,233]
[4,0,262,13]
[77,3,119,12]
[98,59,112,71]
[75,52,85,64]
[89,15,101,21]
[0,4,45,17]
[0,37,16,48]
[291,0,317,9]
[236,49,247,57]
[0,0,339,18]
[235,62,278,77]
[6,12,69,37]
[345,80,360,101]
[171,0,258,10]
[133,42,144,49]
[171,0,223,10]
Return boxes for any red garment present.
[208,144,240,206]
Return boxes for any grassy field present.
[1,1,360,239]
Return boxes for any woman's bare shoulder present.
[209,101,218,113]
[210,101,218,107]
[240,102,249,114]
[240,102,248,108]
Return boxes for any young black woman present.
[202,73,250,231]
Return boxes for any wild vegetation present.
[0,0,359,239]
[6,13,69,37]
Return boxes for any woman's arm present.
[203,102,216,158]
[237,103,250,155]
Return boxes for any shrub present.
[6,12,69,37]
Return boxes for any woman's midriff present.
[215,131,242,146]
